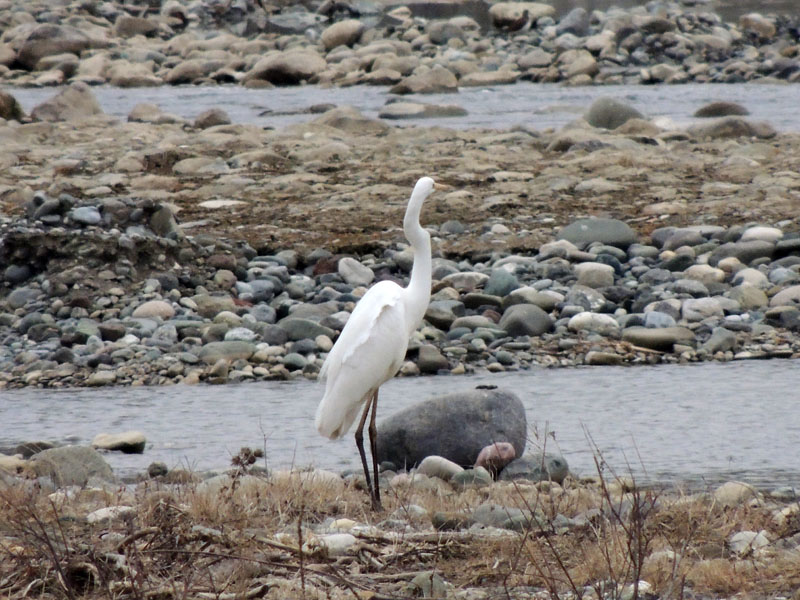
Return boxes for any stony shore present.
[2,441,800,599]
[1,77,800,388]
[1,1,800,389]
[1,0,799,90]
[2,3,800,597]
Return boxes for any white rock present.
[132,300,175,319]
[119,333,140,345]
[0,454,26,473]
[539,239,578,259]
[199,199,247,209]
[567,312,620,335]
[574,177,623,194]
[716,256,743,273]
[86,371,117,386]
[87,506,136,524]
[441,271,489,291]
[684,264,725,284]
[729,530,770,556]
[731,267,768,288]
[92,431,146,453]
[620,581,653,600]
[224,327,259,342]
[739,226,782,243]
[769,284,800,307]
[772,504,800,528]
[303,533,357,557]
[338,256,374,286]
[315,334,333,352]
[714,480,762,507]
[681,297,723,322]
[490,223,511,235]
[489,2,555,28]
[329,518,358,531]
[416,455,464,481]
[574,262,615,288]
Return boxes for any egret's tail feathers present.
[315,398,345,439]
[315,392,364,440]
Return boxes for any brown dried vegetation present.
[2,452,800,600]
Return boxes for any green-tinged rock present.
[622,326,696,351]
[30,446,114,487]
[198,341,255,364]
[278,318,335,341]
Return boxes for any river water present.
[5,80,800,489]
[2,360,799,490]
[9,81,800,133]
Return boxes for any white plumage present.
[315,281,408,438]
[314,176,439,509]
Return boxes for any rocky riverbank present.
[1,80,800,389]
[1,439,799,599]
[0,0,799,91]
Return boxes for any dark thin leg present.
[368,389,381,509]
[354,390,379,509]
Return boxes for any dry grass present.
[1,457,799,600]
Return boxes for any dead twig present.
[115,527,161,553]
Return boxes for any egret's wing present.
[316,281,409,439]
[319,281,405,383]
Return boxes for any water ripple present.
[2,360,798,489]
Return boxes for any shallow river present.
[3,360,799,490]
[5,80,800,490]
[10,81,800,133]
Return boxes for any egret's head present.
[412,177,449,201]
[413,176,435,200]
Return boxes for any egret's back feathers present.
[315,281,408,439]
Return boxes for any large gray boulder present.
[247,49,326,85]
[622,326,695,351]
[320,19,364,50]
[312,106,390,136]
[708,240,775,267]
[30,446,114,487]
[30,82,103,122]
[0,90,25,121]
[15,24,98,70]
[489,2,555,29]
[389,65,458,94]
[198,341,256,364]
[376,387,526,469]
[556,7,590,36]
[498,303,554,336]
[379,101,467,120]
[693,101,749,118]
[92,431,147,454]
[585,97,644,130]
[688,117,776,140]
[557,217,638,250]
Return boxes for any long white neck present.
[402,189,432,336]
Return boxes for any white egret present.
[315,177,441,510]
